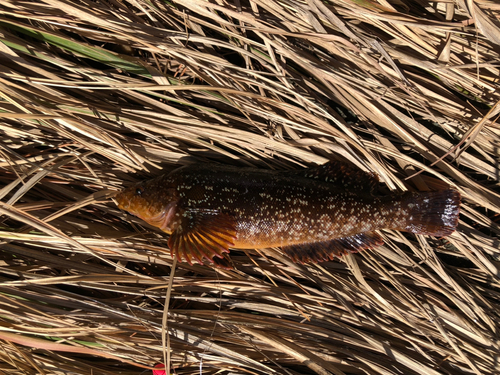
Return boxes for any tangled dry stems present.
[0,0,499,374]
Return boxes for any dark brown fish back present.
[286,160,379,192]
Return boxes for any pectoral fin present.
[168,209,237,265]
[282,232,383,263]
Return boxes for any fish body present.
[116,162,460,266]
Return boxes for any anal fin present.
[282,232,383,264]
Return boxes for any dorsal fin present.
[288,161,379,192]
[282,232,383,264]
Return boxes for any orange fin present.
[282,232,384,264]
[168,209,236,265]
[288,161,379,192]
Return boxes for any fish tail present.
[394,190,460,236]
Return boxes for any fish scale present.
[116,161,460,267]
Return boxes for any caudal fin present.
[398,190,460,237]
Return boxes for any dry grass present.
[0,0,499,374]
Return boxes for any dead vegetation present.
[0,0,499,374]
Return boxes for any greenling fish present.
[115,161,460,267]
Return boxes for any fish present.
[115,161,460,267]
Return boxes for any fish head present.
[116,176,178,233]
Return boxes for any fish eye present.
[136,187,144,196]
